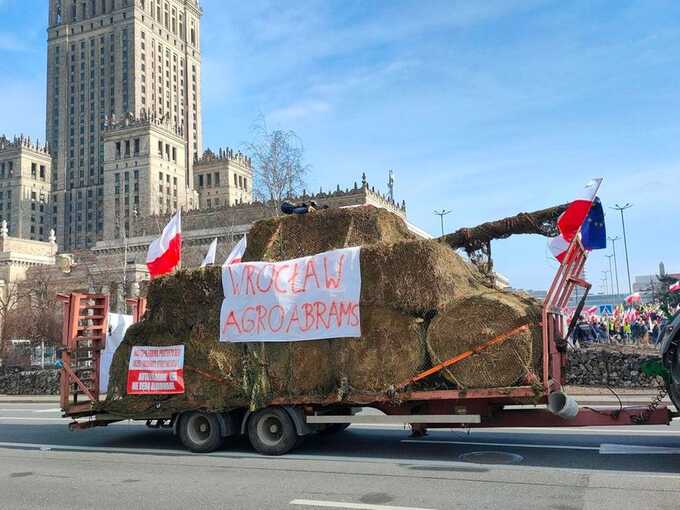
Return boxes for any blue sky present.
[1,0,678,290]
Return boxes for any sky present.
[0,0,678,291]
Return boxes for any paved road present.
[0,404,678,510]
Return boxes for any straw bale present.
[243,205,415,262]
[335,306,426,394]
[360,240,488,314]
[426,291,540,389]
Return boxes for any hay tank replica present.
[57,205,674,455]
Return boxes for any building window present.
[198,174,203,187]
[134,138,140,155]
[206,173,212,187]
[214,172,220,186]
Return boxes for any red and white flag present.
[670,281,680,293]
[625,292,641,305]
[224,235,246,265]
[146,211,181,279]
[549,178,602,262]
[200,238,218,268]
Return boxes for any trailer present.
[57,239,674,455]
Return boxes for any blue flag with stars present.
[582,197,606,250]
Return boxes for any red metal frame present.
[58,293,109,415]
[542,238,590,394]
[126,297,147,322]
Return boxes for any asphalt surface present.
[0,404,679,510]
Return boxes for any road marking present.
[290,500,436,510]
[402,439,599,451]
[33,408,62,413]
[599,443,680,455]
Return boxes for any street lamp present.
[607,235,621,296]
[611,204,633,294]
[601,270,610,296]
[605,254,615,296]
[433,209,452,237]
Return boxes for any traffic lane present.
[0,417,679,475]
[0,442,678,510]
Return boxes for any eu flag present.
[582,197,606,250]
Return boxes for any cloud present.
[267,99,331,124]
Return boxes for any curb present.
[0,396,60,404]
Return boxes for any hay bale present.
[360,240,488,315]
[145,267,222,336]
[244,205,415,262]
[104,311,246,417]
[257,340,337,398]
[426,291,540,389]
[336,306,425,394]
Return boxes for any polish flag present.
[146,211,181,279]
[625,292,641,305]
[549,178,603,262]
[224,235,246,265]
[200,238,218,268]
[670,281,680,293]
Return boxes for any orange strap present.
[397,323,531,390]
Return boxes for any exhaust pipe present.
[548,391,579,419]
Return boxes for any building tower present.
[0,136,52,241]
[102,113,197,240]
[46,0,203,250]
[193,148,253,209]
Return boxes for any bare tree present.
[8,267,63,360]
[0,282,24,362]
[244,116,309,211]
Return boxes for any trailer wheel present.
[247,407,298,456]
[178,412,223,453]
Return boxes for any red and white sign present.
[220,247,361,342]
[669,281,680,293]
[127,345,185,395]
[146,211,182,279]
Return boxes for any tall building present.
[102,113,197,240]
[46,0,203,250]
[193,148,253,209]
[0,136,52,241]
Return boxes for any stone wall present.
[0,369,59,395]
[566,346,661,388]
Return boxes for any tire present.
[247,407,298,456]
[178,412,223,453]
[318,422,350,435]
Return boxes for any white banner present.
[99,313,133,394]
[220,247,361,342]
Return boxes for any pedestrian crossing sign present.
[599,304,614,315]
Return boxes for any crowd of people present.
[571,302,679,347]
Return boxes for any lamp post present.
[605,254,615,296]
[607,235,621,297]
[433,209,452,237]
[601,270,610,296]
[611,204,633,294]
